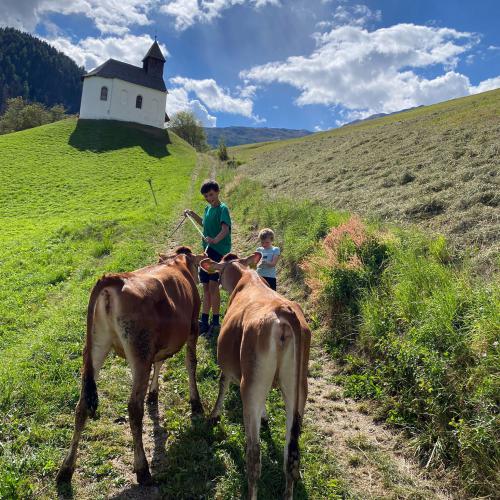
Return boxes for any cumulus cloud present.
[241,23,497,117]
[160,0,280,31]
[46,34,168,70]
[0,0,155,34]
[167,87,217,127]
[169,76,264,122]
[470,76,500,94]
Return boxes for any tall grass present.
[222,171,500,496]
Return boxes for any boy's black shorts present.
[199,246,223,283]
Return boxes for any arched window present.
[135,95,143,109]
[100,86,108,101]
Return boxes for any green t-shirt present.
[202,202,232,255]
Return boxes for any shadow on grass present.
[69,119,171,159]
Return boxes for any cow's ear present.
[200,258,224,273]
[243,251,262,269]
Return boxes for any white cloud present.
[170,76,262,121]
[0,0,155,34]
[46,34,168,70]
[241,23,493,116]
[160,0,280,31]
[316,3,381,31]
[470,76,500,94]
[167,87,217,127]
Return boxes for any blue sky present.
[2,0,499,129]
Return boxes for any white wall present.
[79,76,167,129]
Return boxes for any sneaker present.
[199,321,210,337]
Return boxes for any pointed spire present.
[142,40,165,63]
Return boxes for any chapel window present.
[100,86,108,101]
[136,95,143,109]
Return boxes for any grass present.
[0,118,197,497]
[219,170,499,497]
[229,89,500,273]
[0,122,349,499]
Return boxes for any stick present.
[167,215,186,239]
[185,213,210,252]
[146,178,158,207]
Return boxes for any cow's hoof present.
[56,466,74,484]
[136,467,153,485]
[190,400,204,416]
[147,391,158,404]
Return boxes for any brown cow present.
[57,246,205,486]
[200,252,311,500]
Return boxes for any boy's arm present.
[183,209,203,227]
[205,223,229,244]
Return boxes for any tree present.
[217,137,228,161]
[168,111,208,151]
[0,97,69,134]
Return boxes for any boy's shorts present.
[199,246,223,283]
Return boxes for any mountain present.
[230,89,500,271]
[204,126,312,148]
[0,27,84,113]
[343,105,424,126]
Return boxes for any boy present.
[256,228,280,291]
[184,180,231,336]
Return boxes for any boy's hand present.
[183,209,194,217]
[204,236,216,244]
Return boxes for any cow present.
[56,246,206,486]
[200,252,311,500]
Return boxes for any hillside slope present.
[204,125,312,147]
[231,89,500,270]
[0,119,198,496]
[0,27,84,113]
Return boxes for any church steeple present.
[142,40,166,78]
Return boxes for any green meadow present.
[0,119,347,499]
[0,118,197,496]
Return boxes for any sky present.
[1,0,499,130]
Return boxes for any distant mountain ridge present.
[204,126,312,147]
[0,27,84,113]
[344,105,424,126]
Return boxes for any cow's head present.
[158,246,206,283]
[200,251,262,292]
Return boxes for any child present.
[184,180,231,336]
[256,228,280,291]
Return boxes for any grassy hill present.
[230,89,500,271]
[0,119,198,496]
[204,126,312,148]
[0,120,347,499]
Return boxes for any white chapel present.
[79,40,168,129]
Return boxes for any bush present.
[217,137,229,161]
[0,97,69,135]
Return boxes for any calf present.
[57,247,205,486]
[200,252,311,500]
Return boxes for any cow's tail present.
[82,274,124,417]
[279,306,305,481]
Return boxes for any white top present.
[256,246,280,278]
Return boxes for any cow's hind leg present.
[279,346,303,500]
[241,377,273,500]
[56,320,112,484]
[147,360,163,403]
[186,321,203,415]
[209,372,230,423]
[128,361,153,485]
[241,352,276,500]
